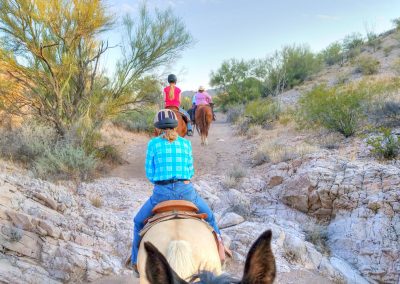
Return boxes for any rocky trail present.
[0,115,399,283]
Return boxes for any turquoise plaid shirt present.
[145,136,194,183]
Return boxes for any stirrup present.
[187,130,193,136]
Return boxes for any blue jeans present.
[131,181,220,264]
[179,108,193,132]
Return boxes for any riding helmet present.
[154,109,178,129]
[167,74,177,83]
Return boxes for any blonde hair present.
[163,128,178,142]
[168,84,175,100]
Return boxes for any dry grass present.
[303,222,330,256]
[89,194,103,208]
[253,140,318,165]
[246,125,262,138]
[222,166,247,188]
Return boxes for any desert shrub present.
[180,96,193,111]
[244,98,280,125]
[321,42,343,66]
[383,45,394,57]
[343,33,364,55]
[34,142,98,180]
[89,194,103,208]
[392,17,400,31]
[335,72,349,85]
[317,133,343,150]
[226,104,245,123]
[0,122,57,162]
[355,55,380,75]
[379,101,400,118]
[298,85,369,137]
[280,44,322,88]
[228,165,247,181]
[391,58,400,75]
[246,125,262,138]
[303,223,330,255]
[95,145,124,165]
[236,117,251,135]
[113,109,156,133]
[366,31,381,52]
[367,128,400,159]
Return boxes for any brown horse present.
[154,106,187,137]
[143,230,276,284]
[195,105,213,146]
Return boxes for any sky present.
[105,0,400,91]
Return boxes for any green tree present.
[0,0,192,141]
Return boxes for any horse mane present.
[167,240,196,280]
[189,271,239,284]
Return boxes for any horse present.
[143,229,276,284]
[154,106,187,137]
[137,218,222,284]
[195,105,213,146]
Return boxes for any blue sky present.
[106,0,400,91]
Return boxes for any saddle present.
[140,200,208,237]
[139,200,229,262]
[166,106,189,124]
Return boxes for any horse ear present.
[144,242,187,284]
[241,230,276,284]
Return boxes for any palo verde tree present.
[0,0,192,142]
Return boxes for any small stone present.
[218,212,245,229]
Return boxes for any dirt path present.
[109,115,248,180]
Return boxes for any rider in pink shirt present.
[192,86,216,121]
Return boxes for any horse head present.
[144,230,276,284]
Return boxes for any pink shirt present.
[164,86,181,108]
[194,92,212,105]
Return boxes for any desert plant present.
[383,45,394,57]
[321,42,343,66]
[303,223,330,255]
[355,55,380,75]
[89,194,103,208]
[228,166,247,181]
[392,17,400,31]
[236,117,251,135]
[95,145,123,165]
[246,125,262,138]
[113,109,156,133]
[0,122,57,162]
[367,128,400,159]
[298,85,369,137]
[226,104,245,123]
[244,98,280,125]
[0,2,192,142]
[34,142,98,180]
[342,32,364,60]
[3,225,23,242]
[392,58,400,75]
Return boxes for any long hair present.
[168,84,175,100]
[162,128,178,142]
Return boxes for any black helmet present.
[167,74,177,83]
[154,109,178,129]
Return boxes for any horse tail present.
[166,240,196,280]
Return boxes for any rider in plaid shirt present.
[130,109,225,274]
[145,136,194,183]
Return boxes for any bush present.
[298,85,368,137]
[281,44,322,88]
[367,128,400,159]
[244,98,280,125]
[355,55,380,75]
[383,46,393,57]
[95,145,124,165]
[226,104,245,123]
[34,142,98,180]
[0,122,57,162]
[321,42,343,66]
[391,58,400,75]
[343,33,364,52]
[392,17,400,31]
[113,109,156,133]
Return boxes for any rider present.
[164,74,193,136]
[192,86,216,121]
[130,109,225,273]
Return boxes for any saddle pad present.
[140,211,208,237]
[152,200,199,214]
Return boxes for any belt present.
[154,179,189,185]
